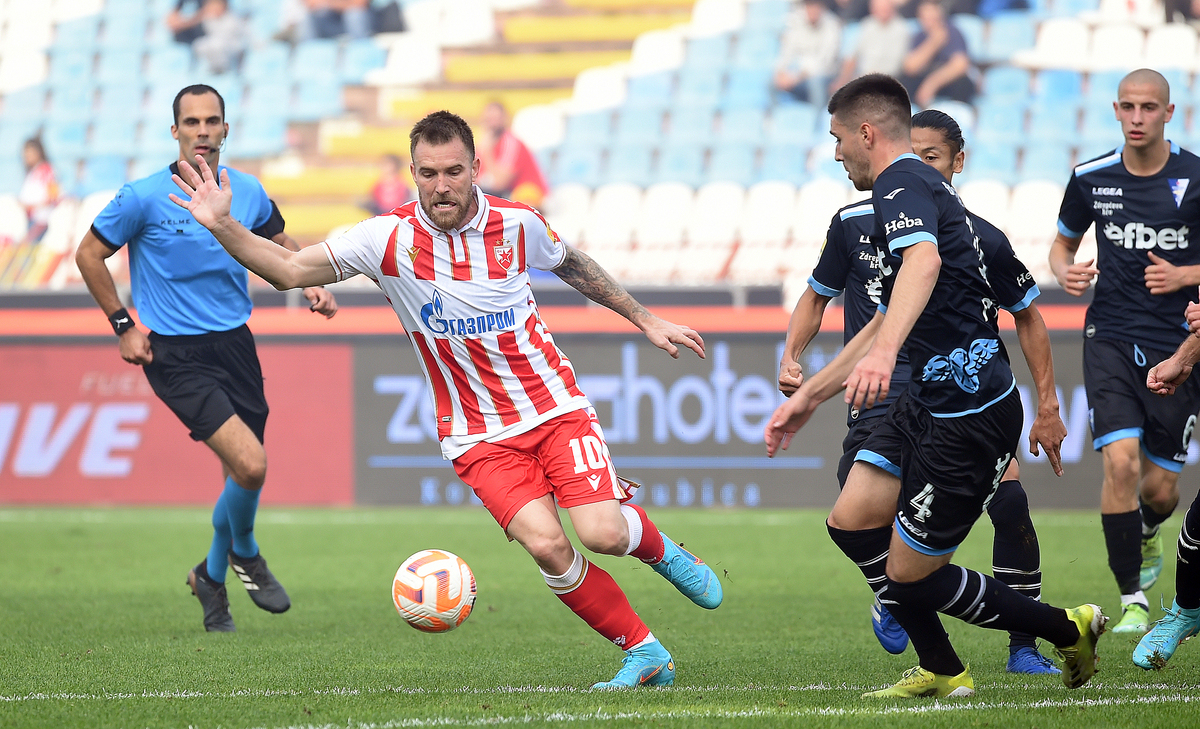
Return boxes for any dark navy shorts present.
[142,324,268,443]
[1084,337,1200,473]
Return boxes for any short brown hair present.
[409,110,475,160]
[827,74,912,142]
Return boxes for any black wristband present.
[108,308,135,336]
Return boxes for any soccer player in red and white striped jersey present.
[169,110,723,689]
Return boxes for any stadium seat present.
[42,121,88,161]
[0,122,43,161]
[1084,23,1144,72]
[101,12,148,49]
[0,158,23,195]
[137,122,180,159]
[96,49,145,85]
[1079,100,1119,147]
[542,182,591,247]
[684,33,732,72]
[78,155,128,196]
[231,114,289,158]
[1145,24,1198,71]
[1027,103,1079,145]
[292,80,343,122]
[668,104,717,145]
[951,14,985,59]
[145,44,194,84]
[794,178,850,246]
[625,71,675,110]
[96,83,145,123]
[690,0,747,37]
[731,29,779,70]
[739,180,797,247]
[1008,179,1066,247]
[982,11,1036,65]
[582,182,640,253]
[654,142,706,187]
[1013,17,1089,70]
[55,16,101,49]
[981,67,1030,104]
[808,141,848,181]
[1020,143,1073,183]
[570,64,628,113]
[628,27,686,75]
[563,110,614,147]
[552,145,603,187]
[963,142,1017,184]
[676,67,724,107]
[614,107,665,146]
[602,142,655,187]
[758,142,809,186]
[243,81,293,118]
[1034,70,1083,104]
[291,40,340,84]
[634,181,693,249]
[241,43,291,84]
[363,34,441,86]
[926,99,976,132]
[89,118,138,157]
[340,40,388,83]
[840,21,861,60]
[706,143,756,186]
[1084,70,1124,103]
[47,50,95,88]
[767,102,819,144]
[1049,0,1100,16]
[957,179,1010,231]
[743,0,789,31]
[717,108,765,145]
[2,86,49,123]
[440,0,496,48]
[48,85,94,123]
[722,67,772,110]
[0,194,30,241]
[130,155,167,181]
[511,103,566,151]
[686,181,746,247]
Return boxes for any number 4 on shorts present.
[909,484,935,522]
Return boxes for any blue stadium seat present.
[48,85,95,124]
[54,160,80,197]
[291,39,340,83]
[2,86,48,124]
[676,68,724,107]
[130,155,167,180]
[1020,143,1072,183]
[1079,99,1118,145]
[552,145,603,187]
[563,111,613,147]
[101,12,148,49]
[241,43,291,84]
[107,0,156,16]
[56,17,101,50]
[0,122,43,160]
[731,29,779,70]
[1075,139,1115,164]
[1027,103,1079,144]
[654,143,705,187]
[96,84,145,121]
[1048,0,1098,16]
[706,143,756,186]
[291,80,343,121]
[97,49,145,85]
[840,21,861,59]
[668,104,717,145]
[1035,70,1083,103]
[951,14,984,59]
[43,121,89,161]
[767,103,819,146]
[684,34,732,72]
[982,67,1030,103]
[341,39,387,83]
[974,101,1025,145]
[982,12,1036,64]
[1084,70,1124,103]
[743,0,788,30]
[614,107,664,146]
[967,142,1018,184]
[48,50,95,88]
[1161,69,1192,105]
[758,142,809,185]
[79,155,129,195]
[601,143,655,187]
[145,45,194,84]
[243,81,293,117]
[89,118,138,157]
[812,154,849,181]
[231,114,289,158]
[626,72,675,110]
[722,67,772,110]
[137,122,180,158]
[718,108,765,145]
[0,157,23,194]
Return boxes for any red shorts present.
[453,409,628,530]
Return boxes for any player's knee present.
[1142,488,1178,514]
[987,480,1029,529]
[525,533,574,568]
[1103,450,1140,488]
[231,456,267,490]
[578,521,628,556]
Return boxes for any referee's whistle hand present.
[118,328,153,365]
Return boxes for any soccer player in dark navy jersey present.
[1048,68,1200,636]
[74,85,338,632]
[778,109,1066,675]
[766,74,1105,698]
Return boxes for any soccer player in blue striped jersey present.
[766,74,1105,698]
[778,109,1066,674]
[1048,68,1200,636]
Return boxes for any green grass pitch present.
[2,506,1198,728]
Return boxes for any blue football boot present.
[872,597,909,654]
[591,640,676,690]
[1006,645,1062,675]
[650,533,722,609]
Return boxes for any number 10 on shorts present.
[568,435,608,475]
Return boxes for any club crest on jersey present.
[420,290,517,335]
[921,338,1000,393]
[494,240,514,270]
[1170,179,1190,209]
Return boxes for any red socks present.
[621,503,665,564]
[542,548,650,649]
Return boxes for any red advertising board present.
[0,344,353,505]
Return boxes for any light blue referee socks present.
[205,485,234,583]
[222,476,262,561]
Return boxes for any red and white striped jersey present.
[321,187,590,459]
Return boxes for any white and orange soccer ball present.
[392,549,476,633]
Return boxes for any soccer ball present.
[392,549,476,633]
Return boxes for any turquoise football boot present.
[591,640,676,690]
[650,533,722,609]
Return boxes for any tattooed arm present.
[553,246,705,359]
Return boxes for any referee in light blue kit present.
[75,84,338,632]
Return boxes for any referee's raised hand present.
[169,154,232,231]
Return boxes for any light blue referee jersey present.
[90,163,273,336]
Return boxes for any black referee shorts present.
[142,324,269,443]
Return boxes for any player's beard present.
[421,187,472,230]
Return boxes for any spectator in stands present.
[829,0,910,94]
[476,101,548,208]
[899,0,977,107]
[302,0,372,40]
[167,0,212,45]
[1165,0,1200,23]
[831,0,872,22]
[773,0,842,106]
[368,154,412,214]
[18,137,58,243]
[192,0,248,74]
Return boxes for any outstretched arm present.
[272,231,338,318]
[553,246,704,359]
[1012,303,1066,476]
[169,155,337,290]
